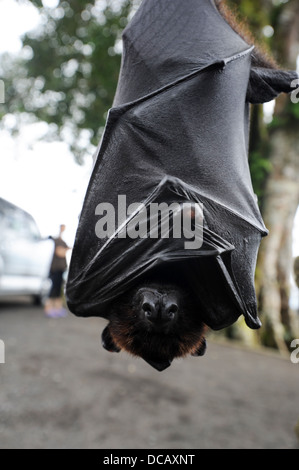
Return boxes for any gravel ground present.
[0,298,298,449]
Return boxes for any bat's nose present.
[139,290,178,327]
[161,298,178,323]
[141,292,159,323]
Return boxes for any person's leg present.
[45,271,66,317]
[44,297,55,313]
[53,296,67,316]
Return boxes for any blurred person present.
[44,224,70,318]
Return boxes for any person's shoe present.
[56,308,68,318]
[45,309,59,318]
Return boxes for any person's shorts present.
[49,271,64,298]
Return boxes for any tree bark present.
[257,130,299,351]
[255,0,299,352]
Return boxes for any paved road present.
[0,298,298,449]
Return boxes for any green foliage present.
[227,0,299,205]
[228,0,272,38]
[268,100,299,132]
[249,150,272,201]
[287,100,299,121]
[0,0,137,161]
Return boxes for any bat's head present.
[101,265,207,371]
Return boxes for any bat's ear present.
[191,338,207,357]
[101,326,121,353]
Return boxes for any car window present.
[4,209,24,238]
[25,215,41,240]
[1,208,40,241]
[0,208,4,229]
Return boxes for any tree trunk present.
[255,0,299,352]
[257,130,299,351]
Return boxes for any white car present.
[0,198,54,304]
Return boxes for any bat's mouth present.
[142,357,173,372]
[141,333,207,372]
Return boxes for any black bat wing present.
[66,0,298,331]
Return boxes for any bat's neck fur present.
[216,0,278,69]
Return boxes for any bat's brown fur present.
[106,277,208,365]
[216,0,278,69]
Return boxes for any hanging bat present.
[66,0,298,371]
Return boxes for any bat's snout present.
[137,289,179,330]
